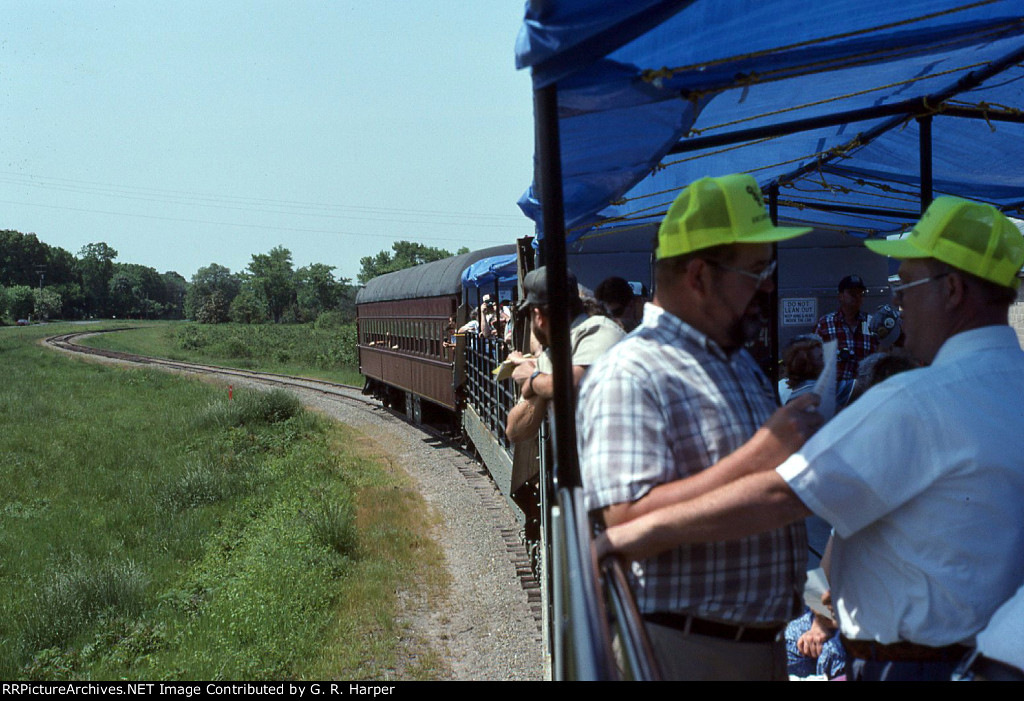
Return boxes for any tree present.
[247,246,295,324]
[108,263,165,319]
[160,272,187,319]
[357,241,459,284]
[0,230,77,289]
[230,288,267,324]
[33,287,62,320]
[7,285,35,320]
[185,263,241,323]
[296,263,342,321]
[77,242,118,316]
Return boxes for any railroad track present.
[44,328,543,627]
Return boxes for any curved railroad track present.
[44,328,544,680]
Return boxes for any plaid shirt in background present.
[578,305,806,625]
[814,309,879,382]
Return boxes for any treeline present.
[0,231,186,322]
[185,246,357,326]
[1,230,461,326]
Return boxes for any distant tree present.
[334,279,358,323]
[33,287,62,320]
[193,290,232,324]
[229,288,267,324]
[77,242,118,316]
[296,263,343,321]
[108,263,166,319]
[357,241,457,284]
[0,230,48,287]
[7,285,35,320]
[0,230,78,290]
[52,282,84,319]
[247,246,295,323]
[185,263,241,323]
[160,272,187,319]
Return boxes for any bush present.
[24,558,149,650]
[230,289,267,324]
[160,460,244,510]
[305,493,358,557]
[314,309,353,329]
[211,336,252,359]
[199,389,303,429]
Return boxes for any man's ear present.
[682,257,711,298]
[945,270,967,309]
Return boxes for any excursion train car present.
[355,244,515,424]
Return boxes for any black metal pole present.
[918,115,933,212]
[768,183,780,386]
[534,84,581,490]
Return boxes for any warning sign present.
[781,298,817,326]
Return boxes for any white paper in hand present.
[812,340,837,421]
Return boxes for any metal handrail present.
[552,486,616,680]
[601,556,662,680]
[548,486,663,680]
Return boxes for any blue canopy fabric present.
[516,0,1024,243]
[461,253,519,289]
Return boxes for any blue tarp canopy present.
[516,1,1024,243]
[461,253,519,289]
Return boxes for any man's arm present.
[602,392,822,526]
[506,394,547,443]
[597,470,811,562]
[522,366,587,400]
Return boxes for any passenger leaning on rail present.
[503,267,624,444]
[597,195,1024,682]
[577,174,823,681]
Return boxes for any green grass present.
[0,324,447,680]
[78,321,363,386]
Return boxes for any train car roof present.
[356,244,516,304]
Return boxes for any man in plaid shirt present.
[578,174,823,680]
[814,275,879,388]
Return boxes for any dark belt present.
[841,635,970,663]
[644,612,782,643]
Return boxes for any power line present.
[0,198,517,247]
[0,171,527,225]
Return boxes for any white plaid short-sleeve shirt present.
[578,304,806,625]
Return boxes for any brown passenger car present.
[356,245,515,421]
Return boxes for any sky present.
[1,1,536,283]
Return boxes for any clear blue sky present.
[1,1,535,282]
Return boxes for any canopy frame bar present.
[668,46,1024,157]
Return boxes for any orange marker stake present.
[229,385,233,400]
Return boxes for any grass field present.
[79,321,363,387]
[0,324,445,680]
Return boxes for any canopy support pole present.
[768,183,780,386]
[918,115,934,212]
[534,83,580,491]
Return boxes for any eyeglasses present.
[889,272,949,302]
[707,259,777,287]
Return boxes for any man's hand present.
[796,612,837,659]
[511,358,538,389]
[763,393,824,454]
